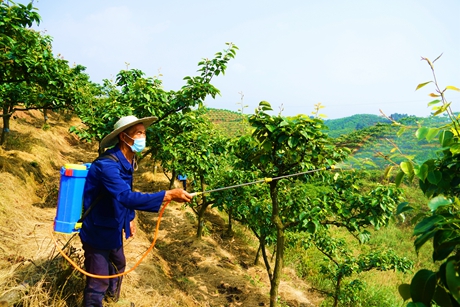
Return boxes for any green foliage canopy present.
[394,56,460,307]
[71,43,239,151]
[0,1,95,144]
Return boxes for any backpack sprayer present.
[53,163,91,234]
[51,163,335,278]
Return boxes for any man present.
[79,115,193,306]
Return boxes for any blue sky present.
[29,0,460,119]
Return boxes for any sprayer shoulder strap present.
[77,153,119,223]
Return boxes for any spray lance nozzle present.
[189,165,336,197]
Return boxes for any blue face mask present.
[123,133,146,152]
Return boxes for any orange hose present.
[50,201,170,279]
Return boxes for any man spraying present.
[79,115,193,306]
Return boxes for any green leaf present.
[416,81,433,91]
[439,130,454,147]
[416,127,429,140]
[398,283,411,301]
[450,144,460,155]
[433,103,451,116]
[306,221,317,234]
[416,163,429,181]
[395,170,404,187]
[428,195,452,211]
[397,202,413,215]
[277,134,289,143]
[299,212,307,220]
[410,269,437,306]
[279,120,289,127]
[414,229,437,253]
[288,136,299,148]
[265,124,277,132]
[427,99,441,106]
[383,165,393,178]
[259,101,272,109]
[262,140,272,152]
[433,238,459,262]
[427,170,442,184]
[413,215,445,236]
[426,128,440,141]
[401,161,414,176]
[433,285,453,307]
[446,260,460,302]
[358,230,371,243]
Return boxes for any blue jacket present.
[79,145,165,250]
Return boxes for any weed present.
[244,274,264,288]
[185,211,196,223]
[201,222,210,237]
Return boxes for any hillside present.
[205,108,247,138]
[324,114,390,138]
[207,109,448,169]
[0,111,321,306]
[326,114,450,168]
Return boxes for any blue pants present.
[82,242,126,307]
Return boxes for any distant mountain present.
[206,108,451,169]
[324,114,390,138]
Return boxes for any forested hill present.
[324,113,451,138]
[324,114,391,138]
[205,109,429,139]
[324,113,451,168]
[206,108,451,168]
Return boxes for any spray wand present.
[190,165,335,196]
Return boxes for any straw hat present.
[100,115,157,149]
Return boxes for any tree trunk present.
[269,181,284,307]
[260,235,272,280]
[1,104,12,145]
[270,225,285,307]
[271,246,276,262]
[196,209,206,238]
[196,174,208,239]
[254,243,261,265]
[333,274,343,307]
[168,169,177,190]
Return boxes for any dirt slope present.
[0,110,323,307]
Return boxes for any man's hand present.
[130,220,136,238]
[164,189,193,203]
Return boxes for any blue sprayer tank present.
[53,163,91,234]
